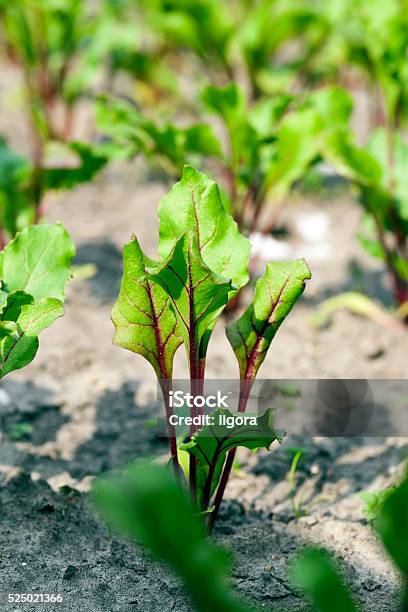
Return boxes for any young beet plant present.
[112,166,310,528]
[0,223,75,378]
[323,118,408,310]
[97,84,351,235]
[0,136,107,248]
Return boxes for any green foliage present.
[94,464,408,612]
[0,0,120,138]
[376,477,408,579]
[322,108,408,306]
[287,447,306,519]
[95,97,222,177]
[290,548,357,612]
[292,476,408,610]
[0,223,75,378]
[180,408,284,509]
[111,236,182,381]
[157,166,250,290]
[0,138,32,237]
[98,84,351,233]
[226,260,311,383]
[112,166,310,522]
[0,137,108,240]
[137,0,233,73]
[150,234,233,370]
[360,487,397,523]
[93,461,251,612]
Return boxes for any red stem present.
[161,379,181,483]
[208,378,253,532]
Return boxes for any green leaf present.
[248,95,293,137]
[323,131,382,186]
[0,285,9,314]
[226,260,311,382]
[366,128,408,221]
[44,142,108,191]
[201,83,246,125]
[111,236,182,381]
[376,477,408,578]
[182,408,283,460]
[0,297,64,378]
[0,224,74,378]
[184,123,223,159]
[0,137,32,237]
[157,166,250,291]
[96,98,222,174]
[180,408,284,508]
[307,86,353,129]
[200,84,252,171]
[264,108,322,199]
[360,488,396,523]
[290,547,357,612]
[92,461,249,612]
[0,223,75,301]
[149,234,233,369]
[1,290,34,322]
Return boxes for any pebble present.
[63,564,78,581]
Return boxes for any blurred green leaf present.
[93,461,250,612]
[291,547,357,612]
[376,477,408,578]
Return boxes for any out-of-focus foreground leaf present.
[290,547,357,612]
[92,461,252,612]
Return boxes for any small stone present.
[63,564,78,581]
[0,389,11,408]
[299,515,318,526]
[361,577,381,592]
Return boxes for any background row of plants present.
[0,0,407,311]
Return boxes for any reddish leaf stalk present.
[160,379,181,484]
[208,377,254,532]
[146,277,182,482]
[188,252,198,504]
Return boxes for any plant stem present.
[188,252,198,503]
[0,228,5,251]
[382,97,408,309]
[207,450,234,532]
[372,210,408,308]
[208,378,253,532]
[160,379,181,483]
[201,458,216,512]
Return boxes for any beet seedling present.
[324,118,408,309]
[0,0,101,143]
[0,223,75,378]
[0,136,107,247]
[112,166,310,528]
[98,84,348,235]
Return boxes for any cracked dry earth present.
[0,161,407,611]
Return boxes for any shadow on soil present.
[75,239,123,305]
